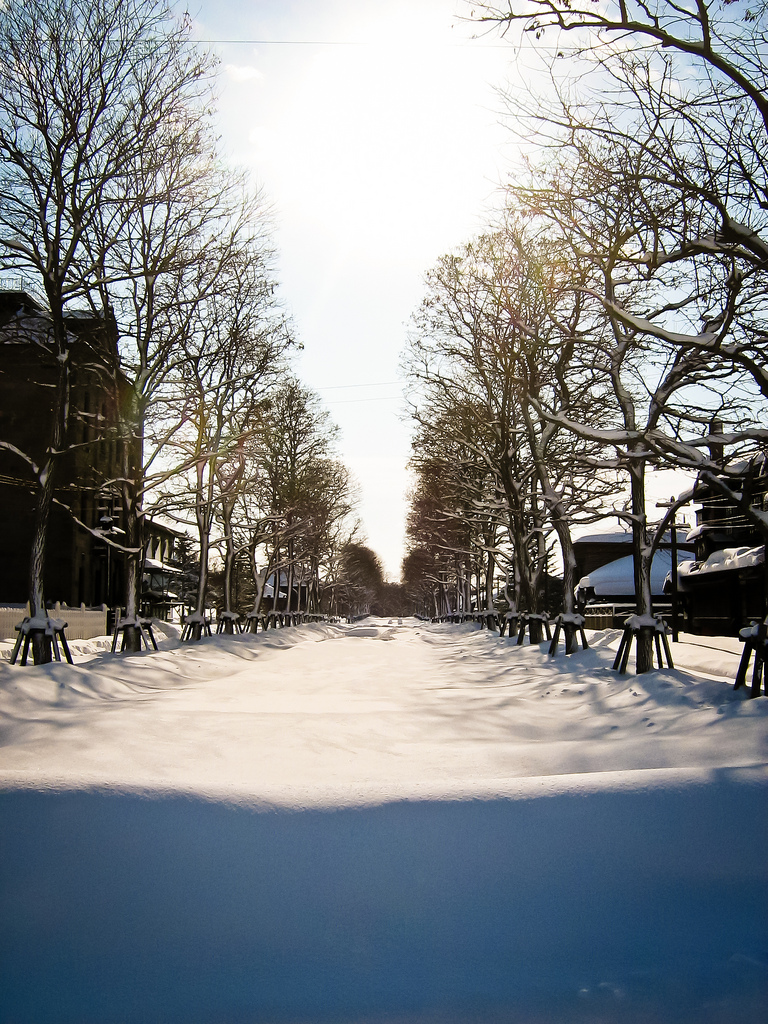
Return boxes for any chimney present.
[708,418,724,468]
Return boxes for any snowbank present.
[1,619,766,1023]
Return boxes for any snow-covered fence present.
[584,602,674,630]
[0,603,108,641]
[583,605,622,630]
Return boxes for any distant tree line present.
[402,0,767,668]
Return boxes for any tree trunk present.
[247,552,269,631]
[27,453,55,664]
[629,457,654,673]
[485,550,495,610]
[310,557,320,613]
[286,541,294,614]
[27,325,69,664]
[187,458,213,642]
[271,550,280,613]
[221,497,235,615]
[502,570,516,614]
[121,509,144,653]
[191,523,209,637]
[117,390,146,652]
[553,519,580,653]
[513,538,535,614]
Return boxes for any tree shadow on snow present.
[1,774,766,1024]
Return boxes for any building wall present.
[0,290,133,607]
[573,534,634,582]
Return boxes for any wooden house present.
[0,287,135,608]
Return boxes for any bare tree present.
[504,147,757,666]
[406,427,493,618]
[118,182,289,646]
[244,380,358,621]
[154,229,289,640]
[402,546,445,619]
[338,544,385,619]
[473,0,768,131]
[0,0,216,660]
[473,0,768,661]
[474,0,767,432]
[84,164,241,649]
[406,225,620,642]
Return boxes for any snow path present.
[0,619,764,805]
[1,619,766,1023]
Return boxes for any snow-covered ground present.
[1,618,766,1023]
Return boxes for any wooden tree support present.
[477,609,499,631]
[216,612,242,635]
[548,613,589,657]
[266,611,309,628]
[181,615,212,641]
[612,616,674,674]
[111,617,158,653]
[10,616,73,665]
[734,619,768,698]
[498,611,519,638]
[516,612,551,646]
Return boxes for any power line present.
[314,380,404,392]
[197,38,514,48]
[323,395,404,405]
[202,39,362,45]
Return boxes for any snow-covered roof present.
[145,517,188,539]
[63,308,103,321]
[679,545,765,580]
[0,311,58,347]
[143,557,182,575]
[573,531,633,545]
[578,549,695,597]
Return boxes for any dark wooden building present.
[0,287,134,608]
[142,519,189,620]
[573,531,634,583]
[687,453,768,561]
[679,453,767,633]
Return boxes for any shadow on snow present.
[1,772,767,1024]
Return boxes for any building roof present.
[573,531,633,545]
[577,550,695,598]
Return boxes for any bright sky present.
[190,0,519,579]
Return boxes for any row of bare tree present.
[402,0,767,669]
[0,0,360,658]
